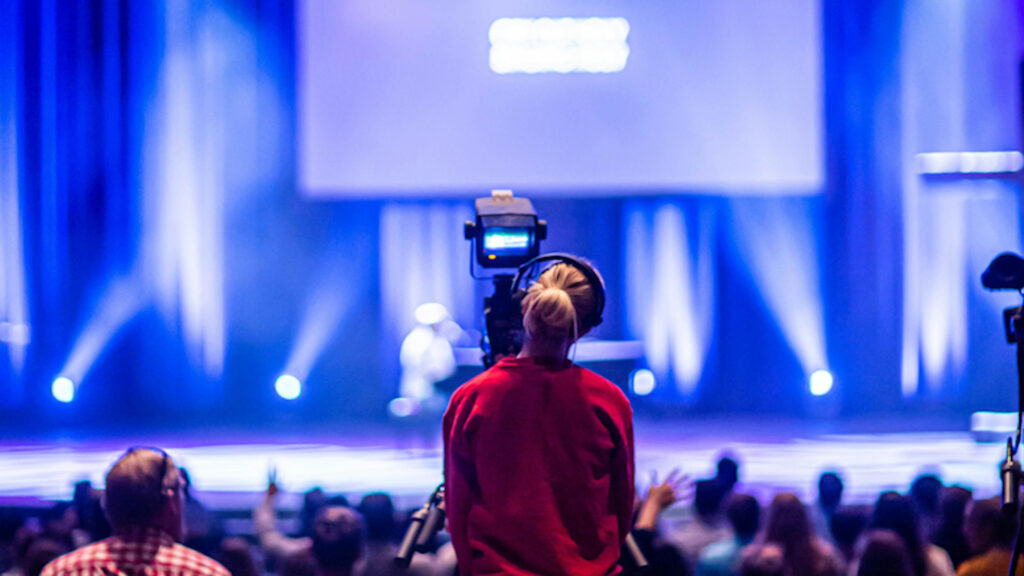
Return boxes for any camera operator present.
[443,259,635,575]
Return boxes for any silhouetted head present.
[764,493,812,547]
[311,506,364,573]
[818,472,844,510]
[871,492,926,576]
[726,493,761,542]
[856,529,914,576]
[909,474,943,515]
[357,493,395,543]
[716,456,740,491]
[965,497,1017,553]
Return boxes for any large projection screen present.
[297,0,822,197]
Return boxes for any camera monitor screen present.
[297,0,822,197]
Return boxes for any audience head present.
[763,493,824,576]
[939,486,971,527]
[964,497,1017,554]
[870,492,925,576]
[218,537,259,576]
[71,480,110,541]
[909,474,943,516]
[830,505,871,561]
[23,537,68,576]
[356,492,395,543]
[300,488,328,537]
[716,456,740,492]
[932,486,972,568]
[764,493,812,546]
[311,506,364,574]
[725,493,761,542]
[739,543,785,576]
[280,549,317,576]
[856,529,914,576]
[103,447,184,539]
[520,261,600,344]
[818,472,844,511]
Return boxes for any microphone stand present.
[998,303,1024,576]
[395,485,446,569]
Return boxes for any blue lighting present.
[630,369,657,396]
[275,374,302,400]
[387,397,418,418]
[809,370,834,396]
[52,377,75,403]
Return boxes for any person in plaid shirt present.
[41,447,229,576]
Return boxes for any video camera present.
[464,190,547,366]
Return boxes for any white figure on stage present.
[396,303,460,415]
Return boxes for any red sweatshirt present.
[443,356,635,576]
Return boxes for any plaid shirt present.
[41,527,229,576]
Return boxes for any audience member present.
[856,529,915,576]
[910,475,944,543]
[666,479,732,563]
[957,497,1024,576]
[811,472,844,543]
[697,493,760,576]
[309,507,362,576]
[869,491,954,576]
[759,493,844,576]
[830,505,871,563]
[738,543,784,576]
[218,538,259,576]
[180,468,225,557]
[356,493,446,576]
[2,526,41,576]
[70,481,109,546]
[254,481,313,565]
[20,539,66,576]
[39,447,229,576]
[632,470,693,576]
[301,489,329,539]
[932,487,972,569]
[716,456,740,495]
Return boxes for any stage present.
[0,416,1008,514]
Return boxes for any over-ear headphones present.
[511,253,605,331]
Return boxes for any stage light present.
[630,369,656,396]
[57,279,144,401]
[387,397,419,418]
[489,17,630,74]
[809,369,834,396]
[916,151,1023,174]
[275,374,302,400]
[52,377,75,403]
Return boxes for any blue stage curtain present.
[0,0,30,402]
[823,0,907,413]
[1,0,295,414]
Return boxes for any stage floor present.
[0,416,1008,511]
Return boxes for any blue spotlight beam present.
[728,198,827,377]
[59,279,144,392]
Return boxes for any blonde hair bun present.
[520,263,596,339]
